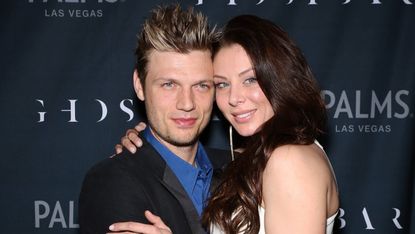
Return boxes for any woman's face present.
[213,44,274,137]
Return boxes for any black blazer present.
[79,139,230,234]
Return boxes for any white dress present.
[210,207,338,234]
[211,141,338,234]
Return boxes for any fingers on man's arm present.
[126,129,143,148]
[135,122,147,132]
[145,210,171,230]
[115,144,123,155]
[108,221,160,234]
[114,122,146,155]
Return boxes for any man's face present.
[134,50,214,148]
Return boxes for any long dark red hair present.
[202,15,327,233]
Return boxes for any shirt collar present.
[143,126,213,192]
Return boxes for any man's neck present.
[167,144,198,166]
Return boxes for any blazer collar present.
[160,167,206,234]
[138,138,206,234]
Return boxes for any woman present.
[111,15,339,234]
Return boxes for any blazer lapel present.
[161,166,206,234]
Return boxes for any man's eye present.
[198,83,211,89]
[214,82,229,89]
[161,81,174,88]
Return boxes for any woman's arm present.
[262,144,333,234]
[108,210,172,234]
[114,122,146,154]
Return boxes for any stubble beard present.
[149,123,201,147]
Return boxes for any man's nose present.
[176,88,196,111]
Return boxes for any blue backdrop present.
[1,0,414,233]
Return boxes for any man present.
[79,5,230,234]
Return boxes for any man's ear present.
[133,69,145,101]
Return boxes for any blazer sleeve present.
[78,159,151,234]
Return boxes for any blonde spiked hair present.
[135,4,217,83]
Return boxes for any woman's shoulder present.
[268,142,328,167]
[263,143,333,187]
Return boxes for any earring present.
[229,125,235,161]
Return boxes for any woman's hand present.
[107,210,172,234]
[114,122,146,154]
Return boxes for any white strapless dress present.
[210,207,338,234]
[210,141,338,234]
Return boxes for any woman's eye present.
[214,82,229,89]
[244,77,257,85]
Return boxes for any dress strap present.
[313,140,339,192]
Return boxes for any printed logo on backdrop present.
[28,0,125,18]
[336,207,404,230]
[35,90,412,125]
[195,0,413,5]
[322,90,412,134]
[36,99,135,122]
[33,200,404,230]
[34,200,78,229]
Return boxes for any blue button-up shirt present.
[144,127,213,216]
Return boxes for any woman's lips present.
[232,110,256,123]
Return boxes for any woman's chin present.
[233,126,258,137]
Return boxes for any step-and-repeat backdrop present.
[1,0,414,233]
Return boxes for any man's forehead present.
[146,49,213,79]
[147,49,212,61]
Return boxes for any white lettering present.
[321,90,335,109]
[34,200,50,228]
[34,200,78,228]
[371,91,392,118]
[392,208,403,229]
[334,91,353,118]
[394,90,409,118]
[49,201,67,228]
[355,90,369,118]
[61,99,78,122]
[362,207,375,230]
[96,99,108,122]
[335,124,354,133]
[337,208,346,229]
[120,99,134,122]
[69,201,79,228]
[36,99,47,122]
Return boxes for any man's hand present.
[115,122,146,154]
[107,210,172,234]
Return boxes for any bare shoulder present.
[265,143,330,173]
[263,143,334,194]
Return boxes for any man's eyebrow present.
[194,79,214,85]
[153,77,213,84]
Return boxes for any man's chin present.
[167,136,199,147]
